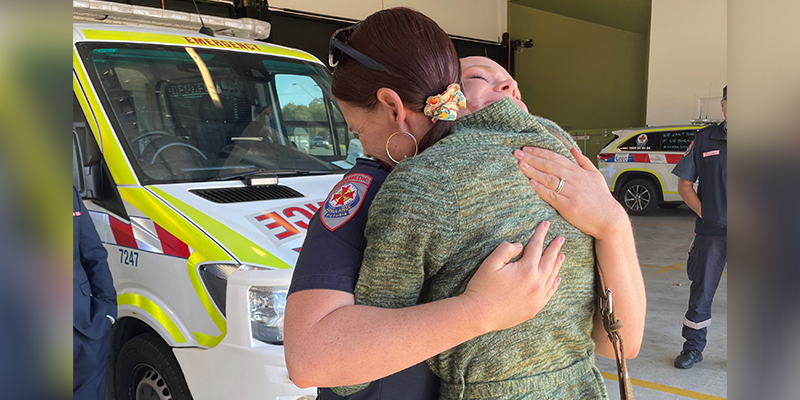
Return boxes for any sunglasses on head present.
[328,23,388,72]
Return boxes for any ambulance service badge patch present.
[321,173,373,231]
[684,140,695,156]
[636,134,649,147]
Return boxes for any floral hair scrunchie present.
[423,83,466,122]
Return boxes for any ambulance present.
[596,125,706,216]
[72,1,357,398]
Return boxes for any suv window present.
[660,130,697,152]
[618,132,661,151]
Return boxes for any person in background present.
[73,186,117,399]
[671,85,727,369]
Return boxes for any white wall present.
[647,0,727,125]
[268,0,507,43]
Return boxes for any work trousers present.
[73,327,111,400]
[682,234,727,353]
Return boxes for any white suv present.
[597,125,707,215]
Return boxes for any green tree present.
[282,98,326,122]
[281,102,312,121]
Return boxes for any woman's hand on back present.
[515,147,646,358]
[514,146,628,241]
[460,221,563,333]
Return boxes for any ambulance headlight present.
[248,286,287,345]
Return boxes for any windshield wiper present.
[212,168,334,181]
[211,167,267,181]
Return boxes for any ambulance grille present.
[191,186,304,203]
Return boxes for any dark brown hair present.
[330,7,460,151]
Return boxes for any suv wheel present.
[619,178,658,216]
[116,333,193,400]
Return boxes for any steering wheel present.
[150,142,208,164]
[129,130,173,148]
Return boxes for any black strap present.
[595,246,636,400]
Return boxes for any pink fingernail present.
[556,276,562,284]
[519,160,531,169]
[513,149,524,158]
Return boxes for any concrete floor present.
[595,205,727,399]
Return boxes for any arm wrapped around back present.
[336,98,607,400]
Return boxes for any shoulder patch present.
[684,140,695,156]
[321,173,373,231]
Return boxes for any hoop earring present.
[385,131,418,164]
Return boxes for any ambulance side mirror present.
[72,129,100,200]
[72,130,85,195]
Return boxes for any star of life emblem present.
[329,184,358,208]
[636,134,648,147]
[321,173,373,231]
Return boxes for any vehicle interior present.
[78,43,353,184]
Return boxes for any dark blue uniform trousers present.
[73,327,111,400]
[682,234,727,353]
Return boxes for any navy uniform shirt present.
[672,122,727,235]
[290,158,440,400]
[291,158,390,294]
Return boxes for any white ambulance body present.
[72,4,355,398]
[596,125,704,216]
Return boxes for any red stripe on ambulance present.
[109,218,138,249]
[155,223,191,258]
[666,154,683,164]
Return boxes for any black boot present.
[674,349,703,369]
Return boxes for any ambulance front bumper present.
[173,269,316,400]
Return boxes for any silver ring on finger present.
[555,177,565,194]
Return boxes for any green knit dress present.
[340,97,608,400]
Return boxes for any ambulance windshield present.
[77,42,355,184]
